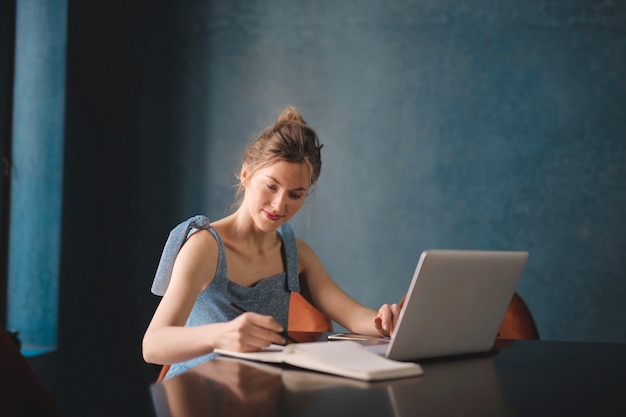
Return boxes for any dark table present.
[150,335,626,417]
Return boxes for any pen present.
[230,302,297,344]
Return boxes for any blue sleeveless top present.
[151,215,301,379]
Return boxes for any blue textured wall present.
[115,0,626,343]
[157,0,625,342]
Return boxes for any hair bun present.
[277,106,305,124]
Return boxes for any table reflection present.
[151,351,512,417]
[152,357,393,417]
[388,355,513,417]
[152,358,283,417]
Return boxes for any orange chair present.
[287,292,333,332]
[156,292,332,383]
[497,292,540,340]
[156,363,170,384]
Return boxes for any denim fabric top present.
[150,215,300,379]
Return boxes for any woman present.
[143,107,403,378]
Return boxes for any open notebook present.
[214,341,423,381]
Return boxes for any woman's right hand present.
[217,312,287,352]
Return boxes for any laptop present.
[365,250,528,361]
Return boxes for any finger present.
[376,305,393,336]
[389,302,403,335]
[373,316,387,336]
[244,330,285,349]
[373,316,382,329]
[237,313,286,347]
[236,312,284,333]
[398,294,407,310]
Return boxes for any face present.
[240,161,311,232]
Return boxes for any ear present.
[239,164,249,187]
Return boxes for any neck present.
[219,209,280,250]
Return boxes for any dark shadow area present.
[0,0,16,329]
[27,2,211,416]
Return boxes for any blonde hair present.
[236,106,323,196]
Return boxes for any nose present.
[271,192,287,212]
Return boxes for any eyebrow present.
[266,175,308,192]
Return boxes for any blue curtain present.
[7,0,67,354]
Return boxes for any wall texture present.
[151,0,626,343]
[53,0,625,415]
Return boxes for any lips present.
[263,210,283,221]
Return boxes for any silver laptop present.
[368,250,528,361]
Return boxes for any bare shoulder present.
[187,227,217,245]
[295,238,323,273]
[183,228,218,255]
[174,228,219,288]
[295,237,315,258]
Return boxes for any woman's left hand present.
[373,295,406,337]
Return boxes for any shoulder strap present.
[151,215,211,296]
[278,223,300,293]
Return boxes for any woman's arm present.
[142,230,285,365]
[296,239,403,337]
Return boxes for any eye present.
[290,193,303,200]
[265,182,277,191]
